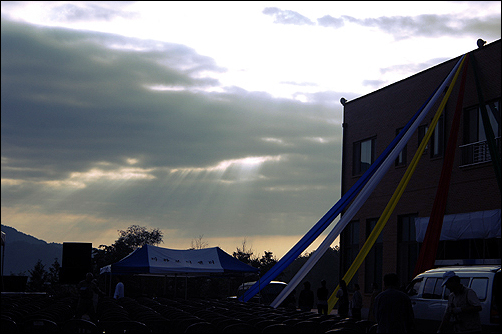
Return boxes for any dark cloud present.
[303,91,358,107]
[317,15,344,29]
[379,57,450,76]
[1,20,225,177]
[1,20,342,239]
[280,81,319,87]
[50,2,138,22]
[263,7,315,26]
[362,79,387,89]
[339,13,501,39]
[363,57,452,89]
[263,6,499,41]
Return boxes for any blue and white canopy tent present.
[100,244,259,298]
[100,244,259,276]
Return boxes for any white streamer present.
[270,55,464,308]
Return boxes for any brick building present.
[339,39,501,303]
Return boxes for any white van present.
[227,281,289,306]
[406,265,500,333]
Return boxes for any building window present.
[436,238,502,263]
[418,124,429,154]
[398,214,419,284]
[364,218,382,293]
[431,115,444,158]
[395,128,407,166]
[461,100,501,166]
[341,220,359,287]
[353,137,376,175]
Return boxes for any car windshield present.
[236,282,287,303]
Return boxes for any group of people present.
[297,270,483,333]
[297,278,362,319]
[75,273,125,322]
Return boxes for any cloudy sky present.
[1,1,500,258]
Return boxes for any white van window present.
[460,277,470,287]
[423,278,443,299]
[407,278,423,296]
[470,277,488,301]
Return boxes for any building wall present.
[339,40,501,305]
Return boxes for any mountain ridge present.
[1,225,64,275]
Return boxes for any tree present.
[47,258,61,285]
[232,239,258,267]
[93,225,163,271]
[258,251,277,276]
[190,235,209,249]
[27,259,48,292]
[116,225,163,249]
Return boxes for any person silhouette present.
[336,280,349,318]
[113,276,124,299]
[368,282,380,321]
[351,283,362,320]
[75,272,104,323]
[317,280,329,315]
[438,271,482,333]
[298,281,314,312]
[374,273,414,333]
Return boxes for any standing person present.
[317,280,329,315]
[91,277,101,314]
[368,282,380,321]
[75,272,104,323]
[336,280,350,318]
[374,273,414,333]
[351,283,363,320]
[113,276,125,299]
[438,271,482,333]
[298,281,314,312]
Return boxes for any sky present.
[1,1,501,259]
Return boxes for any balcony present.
[460,137,501,167]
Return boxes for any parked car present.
[229,280,289,306]
[405,265,500,333]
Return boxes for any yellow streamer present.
[327,55,467,313]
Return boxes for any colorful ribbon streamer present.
[327,54,467,313]
[413,54,469,277]
[242,86,436,303]
[269,55,466,308]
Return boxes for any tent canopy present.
[415,209,501,242]
[100,244,259,276]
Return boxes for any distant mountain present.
[1,225,63,275]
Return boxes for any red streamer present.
[413,54,470,277]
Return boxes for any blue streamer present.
[241,86,438,302]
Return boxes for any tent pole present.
[185,275,188,300]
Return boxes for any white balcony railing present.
[460,137,501,167]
